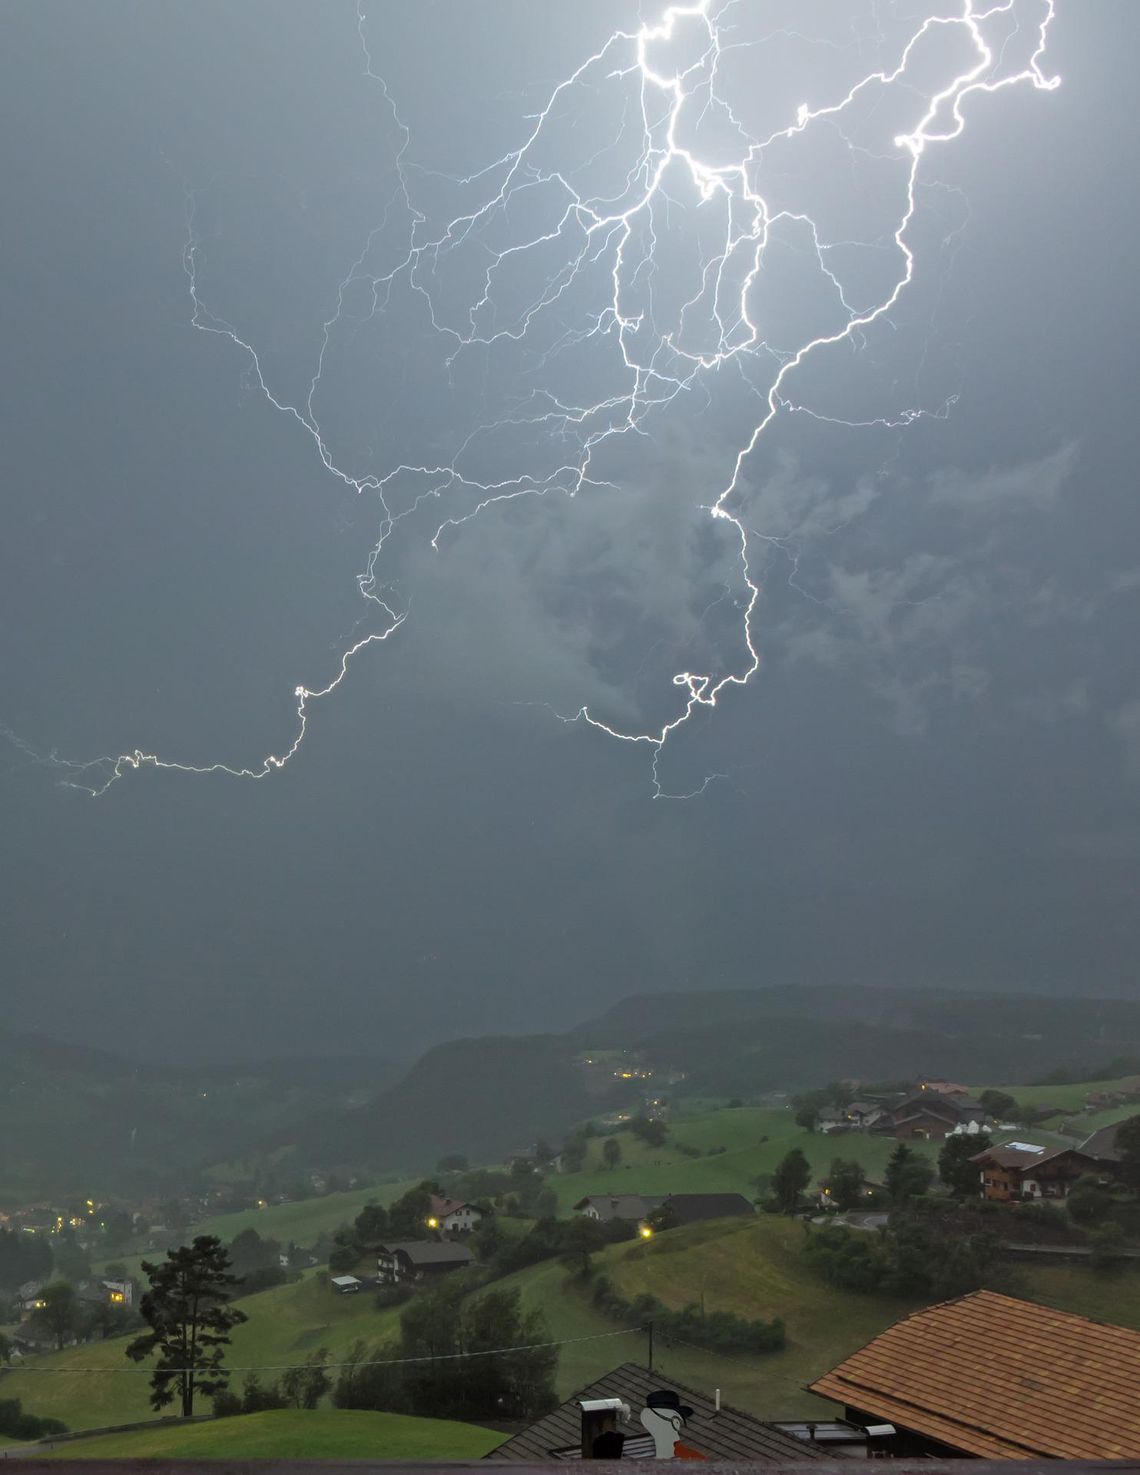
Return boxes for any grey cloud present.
[1110,701,1140,784]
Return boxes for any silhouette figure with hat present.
[640,1389,706,1459]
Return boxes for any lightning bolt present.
[8,0,1058,798]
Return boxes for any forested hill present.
[0,1029,392,1203]
[283,984,1140,1175]
[10,985,1140,1196]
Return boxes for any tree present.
[794,1103,820,1133]
[227,1228,280,1280]
[86,1300,135,1341]
[560,1216,605,1277]
[827,1158,866,1212]
[979,1090,1019,1122]
[939,1133,991,1199]
[602,1137,622,1170]
[1089,1222,1127,1272]
[630,1117,668,1149]
[104,1260,129,1282]
[387,1182,443,1240]
[0,1397,67,1442]
[31,1282,80,1351]
[772,1148,811,1213]
[1115,1114,1140,1192]
[0,1332,12,1366]
[0,1227,52,1295]
[400,1279,557,1422]
[51,1231,91,1284]
[1067,1174,1113,1225]
[885,1143,933,1204]
[239,1373,288,1412]
[281,1347,332,1409]
[126,1236,247,1416]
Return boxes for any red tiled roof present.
[809,1290,1140,1459]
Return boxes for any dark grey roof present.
[572,1194,663,1221]
[662,1192,755,1224]
[970,1145,1048,1170]
[486,1362,831,1462]
[1079,1117,1137,1163]
[379,1239,473,1266]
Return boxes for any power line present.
[8,1325,649,1376]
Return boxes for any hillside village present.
[3,1043,1140,1461]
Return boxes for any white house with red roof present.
[428,1194,483,1234]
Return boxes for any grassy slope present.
[96,1180,421,1280]
[549,1107,933,1212]
[989,1074,1140,1112]
[39,1408,502,1460]
[14,1219,1140,1435]
[504,1215,916,1418]
[1,1272,407,1431]
[508,1214,1140,1419]
[193,1179,421,1244]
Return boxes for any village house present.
[809,1289,1140,1458]
[1079,1115,1137,1177]
[842,1100,884,1130]
[970,1142,1097,1202]
[79,1277,134,1308]
[872,1090,986,1142]
[573,1194,663,1223]
[655,1193,755,1227]
[916,1077,970,1097]
[375,1239,474,1285]
[427,1194,482,1234]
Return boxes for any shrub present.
[590,1275,784,1355]
[0,1398,67,1441]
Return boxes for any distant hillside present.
[286,1032,613,1174]
[11,984,1140,1195]
[282,984,1140,1173]
[578,985,1140,1098]
[0,1029,393,1202]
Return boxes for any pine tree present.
[126,1236,246,1416]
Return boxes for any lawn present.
[549,1106,936,1213]
[986,1075,1140,1114]
[192,1179,422,1245]
[38,1408,504,1459]
[95,1179,422,1280]
[1,1271,407,1432]
[494,1213,918,1418]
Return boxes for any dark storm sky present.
[2,1,1138,1065]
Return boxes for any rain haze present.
[2,0,1139,1066]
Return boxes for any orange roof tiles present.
[809,1289,1140,1459]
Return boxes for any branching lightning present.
[9,0,1057,798]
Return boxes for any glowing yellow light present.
[640,1225,653,1239]
[426,1216,439,1229]
[110,1291,124,1303]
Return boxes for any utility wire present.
[8,1325,648,1375]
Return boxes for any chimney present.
[714,1388,721,1413]
[580,1398,629,1459]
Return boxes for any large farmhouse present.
[970,1142,1098,1202]
[375,1239,474,1284]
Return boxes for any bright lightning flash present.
[9,0,1057,798]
